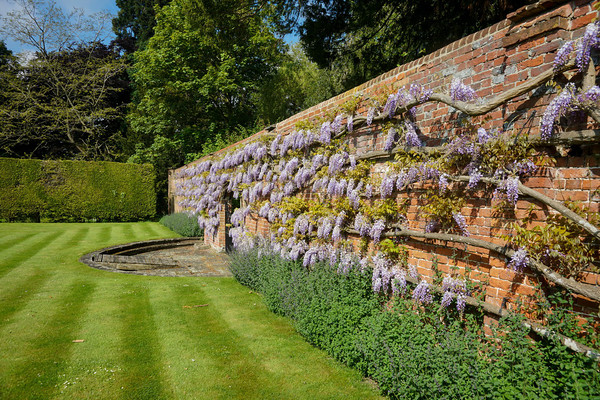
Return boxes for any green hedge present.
[0,158,156,222]
[230,250,600,399]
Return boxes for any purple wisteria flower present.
[404,121,421,147]
[576,22,600,72]
[331,115,343,133]
[320,122,331,144]
[554,40,574,71]
[412,280,433,304]
[453,213,470,236]
[303,247,319,267]
[329,152,347,175]
[508,247,529,272]
[408,264,418,280]
[338,250,355,274]
[456,293,467,312]
[354,213,371,237]
[365,183,373,198]
[318,217,334,238]
[331,225,342,241]
[540,84,574,140]
[372,253,391,293]
[409,83,433,102]
[360,256,370,272]
[347,115,354,132]
[391,269,407,295]
[506,177,519,204]
[512,160,537,176]
[477,127,492,144]
[441,276,468,311]
[280,134,292,156]
[380,174,396,198]
[370,219,386,243]
[441,291,454,308]
[327,178,338,197]
[336,211,346,227]
[384,127,397,152]
[283,182,295,196]
[348,189,360,209]
[438,173,449,193]
[383,94,397,118]
[349,155,356,169]
[258,202,271,218]
[450,78,477,101]
[581,85,600,103]
[367,107,376,125]
[467,168,482,189]
[372,277,383,293]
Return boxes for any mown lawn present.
[0,223,383,400]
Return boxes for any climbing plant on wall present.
[175,16,600,357]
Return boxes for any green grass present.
[0,223,383,400]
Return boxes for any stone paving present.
[81,240,232,277]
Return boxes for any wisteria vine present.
[174,19,600,318]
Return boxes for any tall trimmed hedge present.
[0,158,156,222]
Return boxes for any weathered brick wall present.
[172,0,599,318]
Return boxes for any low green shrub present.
[159,213,202,237]
[230,249,600,399]
[0,158,156,222]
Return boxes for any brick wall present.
[172,0,599,318]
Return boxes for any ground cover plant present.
[230,247,600,399]
[159,212,203,237]
[0,223,383,400]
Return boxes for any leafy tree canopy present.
[0,1,129,160]
[112,0,172,52]
[128,0,286,162]
[293,0,531,88]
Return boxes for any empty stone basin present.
[80,238,231,277]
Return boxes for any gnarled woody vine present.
[174,17,600,355]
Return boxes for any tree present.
[256,43,342,124]
[292,0,530,89]
[128,0,285,163]
[0,41,12,67]
[0,0,129,160]
[112,0,172,52]
[0,43,129,159]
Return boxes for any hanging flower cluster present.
[175,19,600,310]
[542,22,600,139]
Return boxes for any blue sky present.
[0,0,120,54]
[0,0,298,55]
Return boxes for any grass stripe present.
[95,225,111,247]
[0,231,65,279]
[119,224,135,243]
[56,226,90,251]
[0,280,96,399]
[129,222,150,239]
[0,232,39,256]
[198,278,384,399]
[0,232,34,250]
[0,223,383,400]
[141,222,171,238]
[48,279,129,399]
[0,270,51,330]
[149,281,274,399]
[117,282,172,400]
